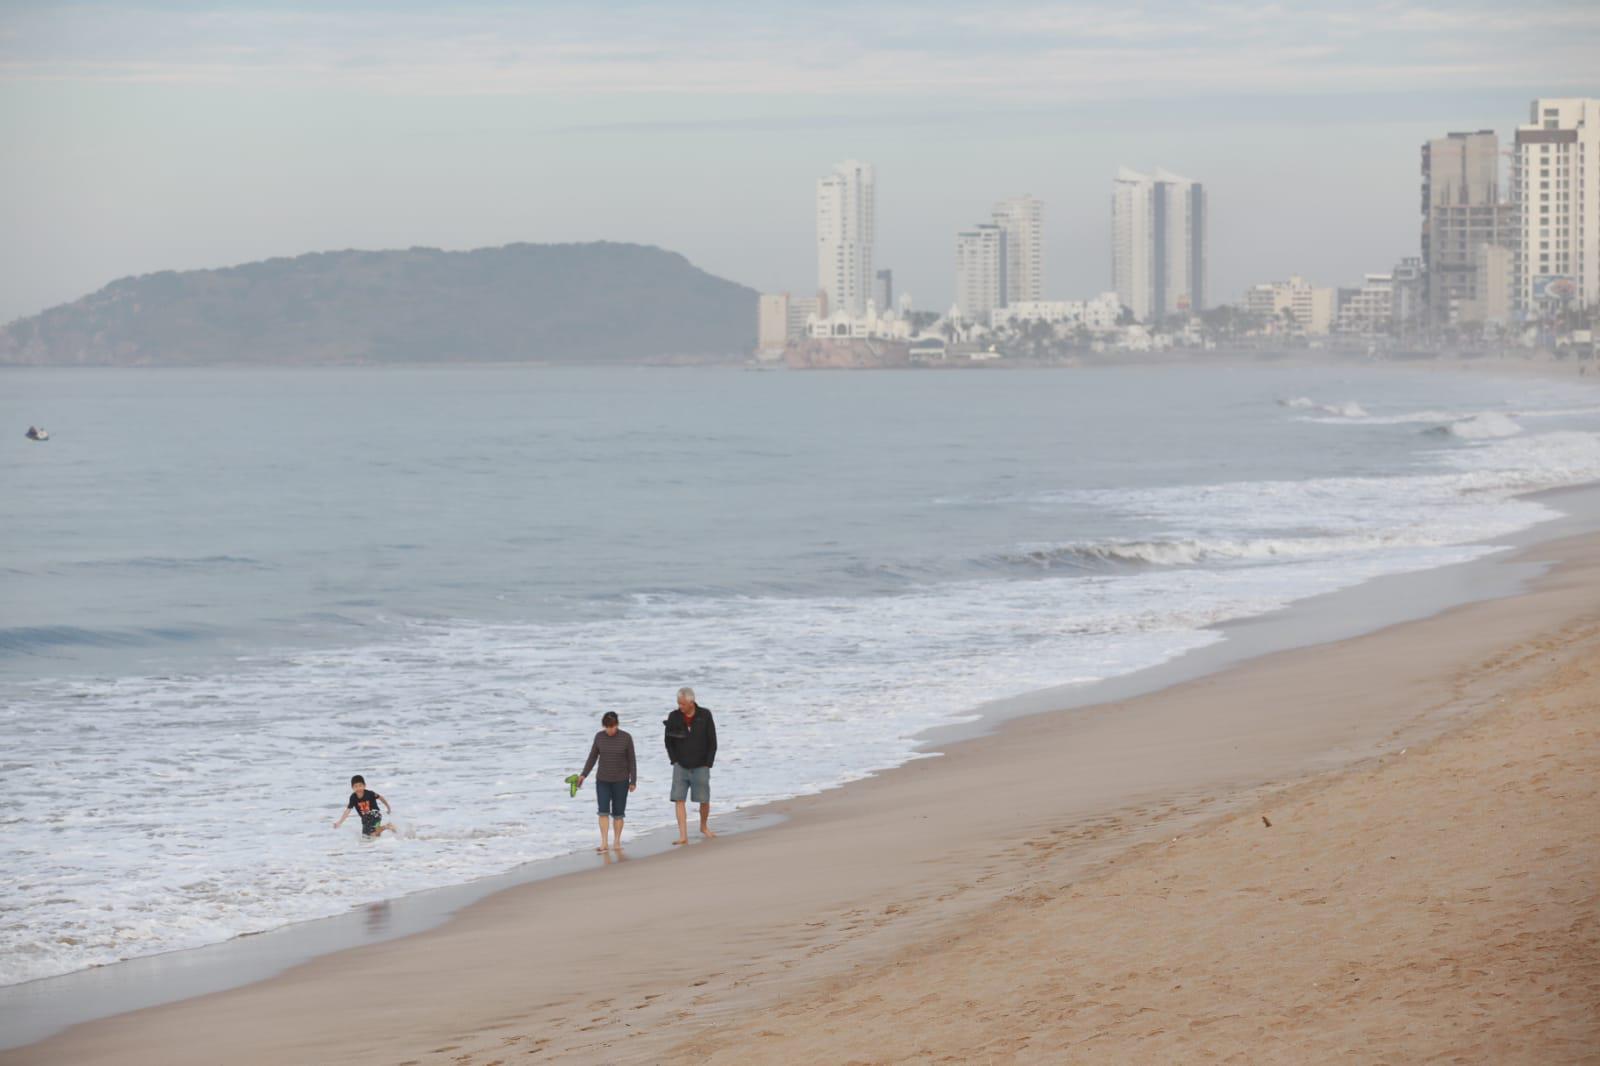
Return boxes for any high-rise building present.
[757,293,790,353]
[1111,169,1154,321]
[758,291,828,351]
[816,160,876,316]
[1513,98,1600,315]
[955,224,1007,322]
[1111,168,1206,322]
[1459,245,1514,326]
[874,269,893,313]
[1391,256,1427,335]
[1153,170,1206,318]
[991,196,1044,304]
[1420,131,1515,327]
[788,293,824,339]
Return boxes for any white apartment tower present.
[816,160,877,316]
[1112,169,1155,321]
[955,224,1007,322]
[992,196,1044,304]
[1111,168,1207,322]
[1513,98,1600,314]
[1154,169,1206,318]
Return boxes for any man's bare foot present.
[596,844,609,853]
[699,826,716,839]
[671,837,688,846]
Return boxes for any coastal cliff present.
[783,337,911,369]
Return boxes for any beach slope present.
[674,576,1600,1063]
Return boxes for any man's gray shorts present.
[670,764,710,804]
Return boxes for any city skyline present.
[786,90,1599,344]
[2,3,1599,323]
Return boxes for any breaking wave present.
[1005,532,1430,570]
[1297,404,1600,428]
[1279,396,1368,418]
[999,428,1600,571]
[1425,412,1522,440]
[0,625,212,655]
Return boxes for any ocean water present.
[3,364,1600,987]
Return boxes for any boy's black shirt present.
[347,792,383,820]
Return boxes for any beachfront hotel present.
[1513,98,1600,316]
[1245,275,1337,335]
[1111,167,1208,323]
[816,160,876,316]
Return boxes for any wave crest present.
[1425,412,1522,440]
[1004,533,1409,570]
[1279,396,1368,418]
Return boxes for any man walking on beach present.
[664,687,717,845]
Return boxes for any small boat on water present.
[25,426,49,441]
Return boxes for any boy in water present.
[333,775,397,838]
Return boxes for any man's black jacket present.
[663,704,717,769]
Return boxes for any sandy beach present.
[7,529,1600,1064]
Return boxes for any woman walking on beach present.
[577,712,637,852]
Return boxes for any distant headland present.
[0,242,757,367]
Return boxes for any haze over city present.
[3,0,1599,324]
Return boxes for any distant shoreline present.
[5,345,1595,373]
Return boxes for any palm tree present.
[1026,317,1052,356]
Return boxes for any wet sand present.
[6,533,1600,1064]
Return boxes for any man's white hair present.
[677,686,695,702]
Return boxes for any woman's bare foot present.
[671,837,688,846]
[595,844,609,853]
[699,826,716,839]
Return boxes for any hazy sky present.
[3,1,1598,323]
